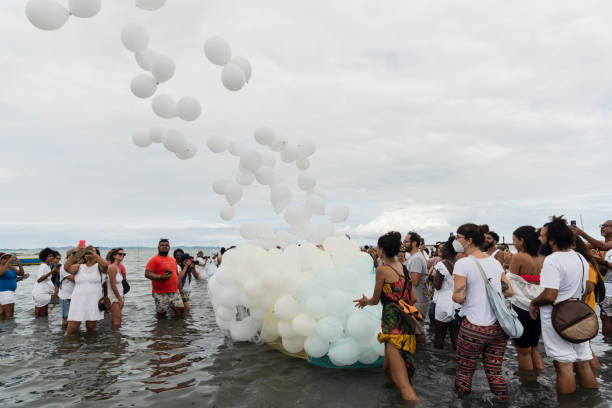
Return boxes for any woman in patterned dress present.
[354,231,419,401]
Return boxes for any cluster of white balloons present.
[132,126,198,160]
[208,236,383,366]
[204,37,252,92]
[121,23,202,122]
[26,0,101,31]
[207,126,350,246]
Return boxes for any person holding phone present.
[0,253,28,319]
[145,239,185,318]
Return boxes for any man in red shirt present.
[145,239,185,318]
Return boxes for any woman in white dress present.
[63,246,108,335]
[32,247,61,317]
[106,248,125,330]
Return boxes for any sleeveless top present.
[0,268,17,292]
[380,264,413,305]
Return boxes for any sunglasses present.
[117,253,126,257]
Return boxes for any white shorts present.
[0,291,15,305]
[541,318,591,363]
[33,292,51,308]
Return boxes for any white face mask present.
[452,239,465,253]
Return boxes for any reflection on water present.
[0,248,611,407]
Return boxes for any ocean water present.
[0,248,611,407]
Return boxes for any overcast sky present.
[1,1,611,249]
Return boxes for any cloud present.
[1,1,611,248]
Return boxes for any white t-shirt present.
[206,259,218,277]
[32,263,55,297]
[58,265,75,300]
[604,250,612,294]
[539,250,589,321]
[453,256,504,326]
[195,257,206,275]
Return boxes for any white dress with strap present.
[68,264,105,322]
[106,270,124,304]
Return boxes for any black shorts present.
[512,304,541,348]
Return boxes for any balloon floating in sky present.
[151,94,176,119]
[68,0,101,18]
[132,129,152,148]
[221,62,246,91]
[204,36,252,91]
[135,49,158,71]
[176,96,201,121]
[207,135,230,153]
[135,0,166,11]
[130,74,157,98]
[151,54,175,83]
[25,0,70,31]
[121,22,149,53]
[204,36,232,65]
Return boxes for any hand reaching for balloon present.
[353,294,368,308]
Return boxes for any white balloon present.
[131,130,152,147]
[284,205,305,226]
[257,224,274,239]
[305,335,330,358]
[254,126,275,146]
[306,194,325,216]
[330,205,350,223]
[149,126,164,143]
[329,337,361,366]
[239,150,261,172]
[292,313,317,337]
[225,184,243,205]
[239,223,258,240]
[270,185,292,214]
[282,336,305,354]
[176,96,201,121]
[297,139,316,157]
[204,36,232,65]
[135,49,158,71]
[120,22,149,53]
[269,134,288,152]
[219,205,235,221]
[274,295,300,321]
[296,157,310,170]
[315,316,344,342]
[175,142,197,160]
[346,311,374,339]
[305,295,327,318]
[298,172,316,192]
[68,0,101,18]
[221,62,246,91]
[25,0,69,31]
[161,129,187,153]
[212,178,232,195]
[254,166,274,185]
[232,56,252,82]
[317,222,334,240]
[236,171,254,186]
[151,54,175,83]
[280,144,299,163]
[151,94,176,119]
[228,141,245,157]
[207,135,229,153]
[260,151,276,168]
[135,0,166,10]
[130,74,157,98]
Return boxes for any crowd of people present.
[0,242,225,334]
[358,216,611,401]
[1,217,611,402]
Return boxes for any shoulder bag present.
[121,278,131,295]
[471,256,524,338]
[388,264,423,334]
[551,254,598,344]
[98,269,111,312]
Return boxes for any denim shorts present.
[59,298,71,318]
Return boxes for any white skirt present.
[0,290,15,305]
[32,292,51,308]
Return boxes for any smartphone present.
[570,220,577,226]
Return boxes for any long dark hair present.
[107,248,124,263]
[377,231,402,258]
[513,226,540,257]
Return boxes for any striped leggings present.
[455,318,509,400]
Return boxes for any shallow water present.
[1,248,611,407]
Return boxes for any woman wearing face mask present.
[63,246,109,336]
[452,223,513,401]
[507,226,545,371]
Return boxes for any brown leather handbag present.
[551,255,598,344]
